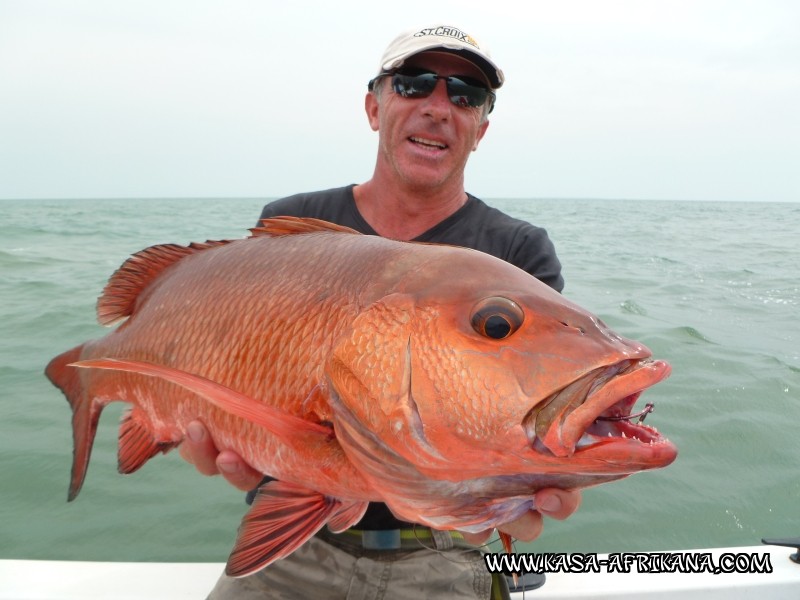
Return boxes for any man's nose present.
[420,78,452,120]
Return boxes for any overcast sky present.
[1,0,798,202]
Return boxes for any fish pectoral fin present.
[71,359,333,445]
[226,480,355,577]
[118,409,180,474]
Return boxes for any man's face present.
[366,52,491,193]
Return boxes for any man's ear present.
[472,119,490,151]
[365,92,380,132]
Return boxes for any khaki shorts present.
[207,529,509,600]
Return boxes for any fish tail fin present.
[45,344,104,502]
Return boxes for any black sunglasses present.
[369,68,495,113]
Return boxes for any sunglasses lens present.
[391,71,490,110]
[392,72,437,98]
[446,76,489,108]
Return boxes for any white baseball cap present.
[375,25,504,89]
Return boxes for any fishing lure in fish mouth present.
[596,402,655,424]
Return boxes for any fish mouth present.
[522,359,673,459]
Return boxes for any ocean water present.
[1,197,798,565]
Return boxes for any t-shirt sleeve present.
[256,194,309,225]
[507,224,565,293]
[255,186,365,231]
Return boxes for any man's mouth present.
[409,136,447,150]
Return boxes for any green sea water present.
[1,197,798,564]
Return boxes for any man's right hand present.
[180,420,263,491]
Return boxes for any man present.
[184,24,581,599]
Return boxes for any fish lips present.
[523,359,677,469]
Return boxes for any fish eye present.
[470,297,524,340]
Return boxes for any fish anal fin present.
[250,216,360,238]
[97,239,231,326]
[118,409,180,474]
[225,481,343,577]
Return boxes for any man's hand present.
[459,488,582,547]
[180,419,582,544]
[180,421,263,491]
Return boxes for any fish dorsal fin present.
[97,239,230,326]
[97,218,356,326]
[250,216,361,237]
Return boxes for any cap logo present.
[414,26,479,49]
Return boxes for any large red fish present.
[46,217,677,576]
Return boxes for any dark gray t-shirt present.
[258,184,564,292]
[253,184,564,529]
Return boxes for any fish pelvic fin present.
[96,239,231,326]
[45,344,103,502]
[118,409,180,474]
[226,481,368,577]
[251,216,361,237]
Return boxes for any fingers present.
[460,489,583,547]
[181,421,222,476]
[497,510,544,542]
[180,421,263,491]
[496,489,582,543]
[459,511,545,546]
[216,450,264,492]
[535,488,582,521]
[459,529,494,546]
